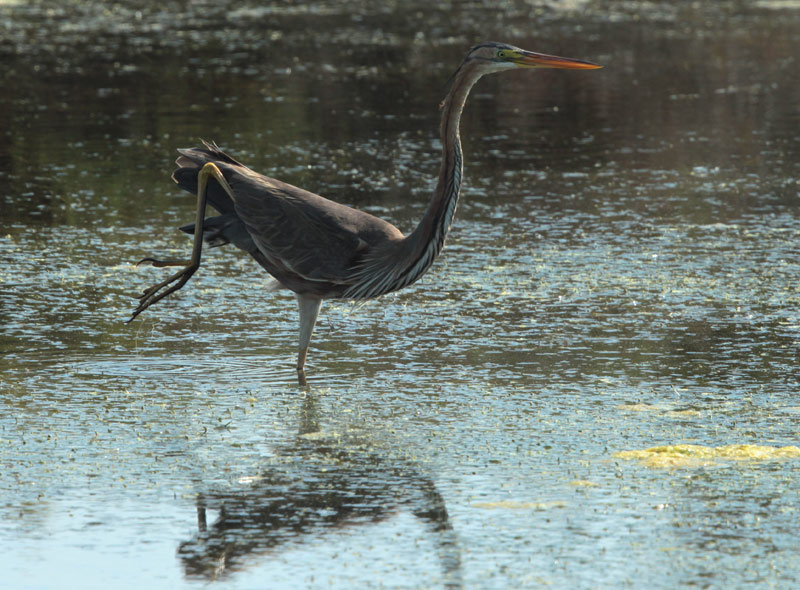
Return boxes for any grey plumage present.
[129,43,601,376]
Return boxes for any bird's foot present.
[136,257,191,268]
[127,260,199,323]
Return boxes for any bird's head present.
[462,41,602,74]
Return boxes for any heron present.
[129,42,601,377]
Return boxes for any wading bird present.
[129,42,601,378]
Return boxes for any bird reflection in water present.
[178,394,463,587]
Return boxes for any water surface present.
[1,1,799,588]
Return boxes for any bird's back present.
[172,142,405,298]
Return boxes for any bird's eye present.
[497,50,507,59]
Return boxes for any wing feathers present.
[172,144,404,293]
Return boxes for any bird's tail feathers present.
[178,214,257,252]
[171,140,248,215]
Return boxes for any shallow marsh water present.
[1,1,799,588]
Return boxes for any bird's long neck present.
[402,65,485,282]
[343,63,485,300]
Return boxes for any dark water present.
[1,1,799,588]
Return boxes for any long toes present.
[136,257,188,268]
[126,304,147,324]
[138,284,162,299]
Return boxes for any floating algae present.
[569,480,599,487]
[614,444,800,468]
[472,500,568,510]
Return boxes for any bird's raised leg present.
[296,295,322,380]
[127,163,233,323]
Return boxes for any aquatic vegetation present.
[615,444,800,468]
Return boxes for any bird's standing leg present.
[127,163,233,323]
[296,295,322,378]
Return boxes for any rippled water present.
[1,1,799,588]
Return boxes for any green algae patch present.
[614,444,800,468]
[473,500,567,510]
[569,480,598,487]
[616,403,661,412]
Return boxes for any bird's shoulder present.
[226,165,404,244]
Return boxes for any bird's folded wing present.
[226,170,371,284]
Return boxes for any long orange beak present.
[514,50,602,70]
